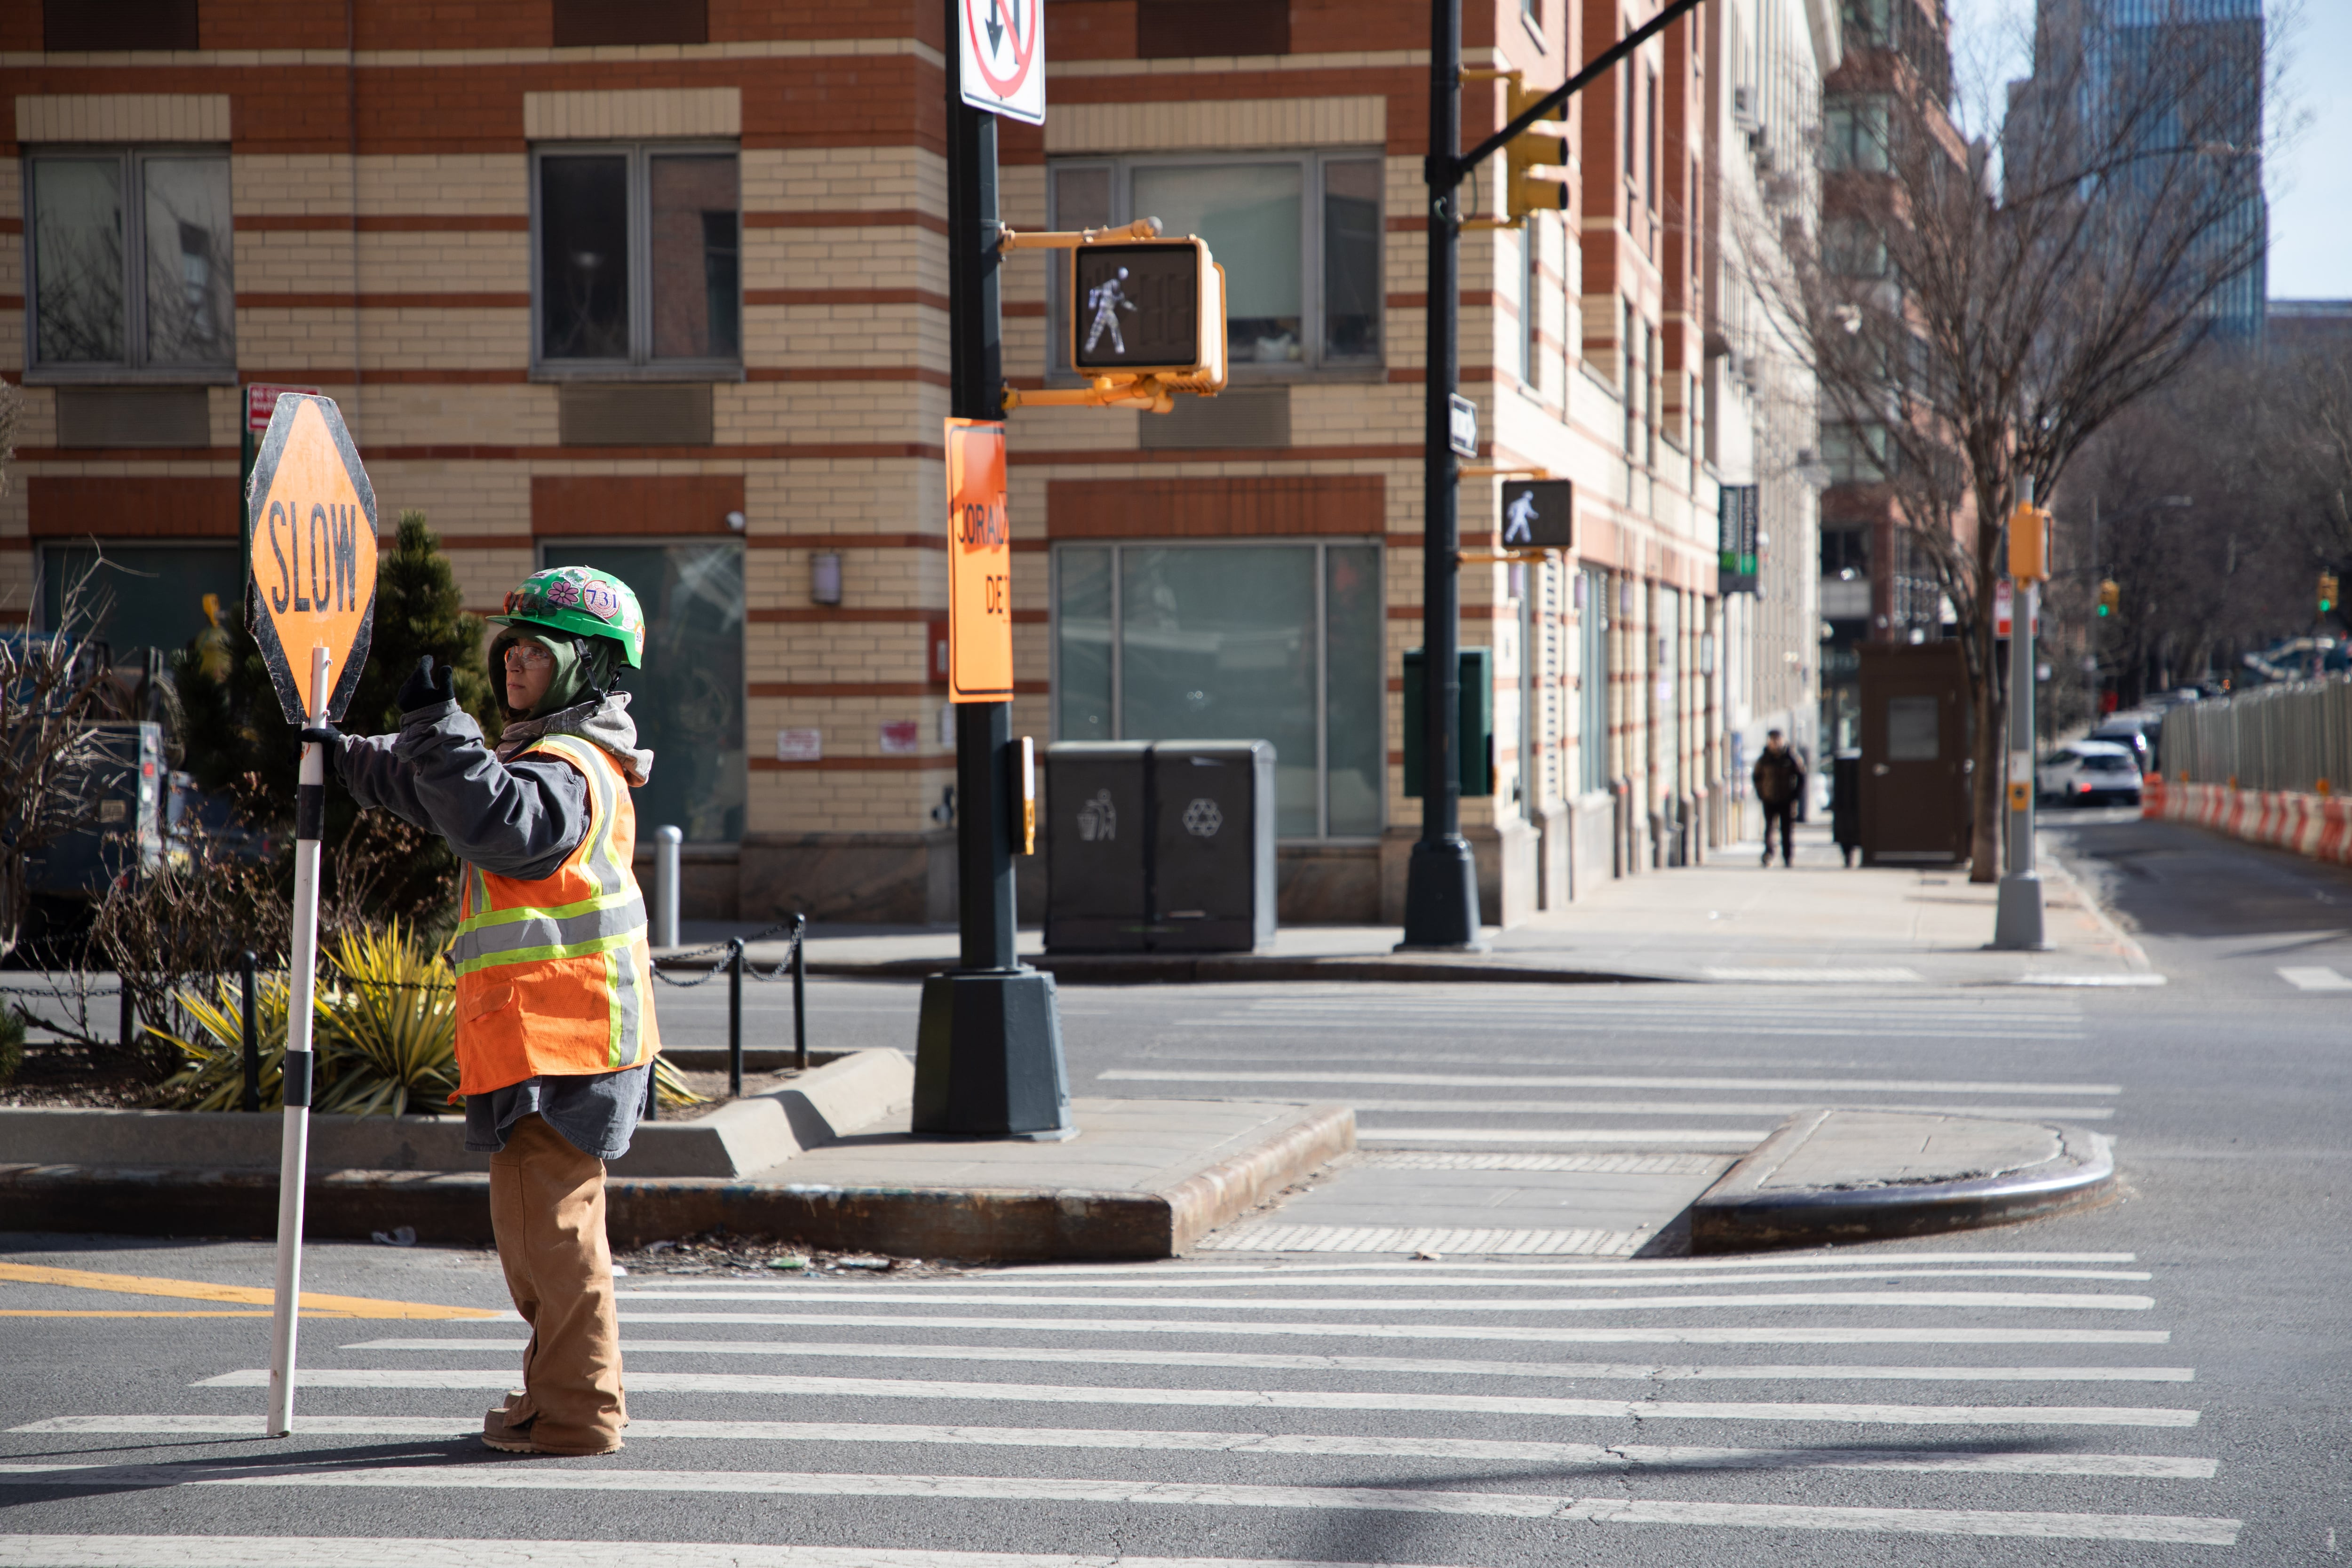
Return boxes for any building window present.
[540,540,746,842]
[1052,541,1383,839]
[26,150,234,379]
[1825,216,1889,276]
[1049,151,1382,374]
[1824,97,1893,172]
[533,144,741,376]
[40,542,240,655]
[1517,230,1541,387]
[1579,566,1612,794]
[1823,422,1899,483]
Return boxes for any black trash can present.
[1045,739,1277,953]
[1832,749,1862,866]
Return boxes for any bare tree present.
[0,565,126,956]
[1753,1,2274,876]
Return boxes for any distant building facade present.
[4,0,1839,923]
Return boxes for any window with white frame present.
[1053,541,1384,839]
[1517,228,1541,387]
[1047,152,1383,374]
[534,143,741,375]
[26,149,234,377]
[1823,421,1899,483]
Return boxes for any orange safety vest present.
[448,732,660,1097]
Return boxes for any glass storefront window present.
[541,541,746,842]
[1052,541,1383,840]
[41,542,241,657]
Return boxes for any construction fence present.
[2154,678,2352,795]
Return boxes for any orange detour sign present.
[946,417,1014,703]
[246,394,378,723]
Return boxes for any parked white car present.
[2038,739,2143,807]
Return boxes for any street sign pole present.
[913,0,1072,1139]
[1994,481,2048,951]
[1401,0,1483,950]
[266,645,330,1436]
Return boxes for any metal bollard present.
[119,981,135,1051]
[652,825,683,949]
[728,938,745,1098]
[790,915,809,1073]
[240,950,261,1113]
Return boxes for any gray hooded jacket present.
[334,691,658,1157]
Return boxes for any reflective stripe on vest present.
[449,732,658,1090]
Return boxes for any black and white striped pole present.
[267,645,330,1437]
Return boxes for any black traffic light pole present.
[914,4,1073,1140]
[1405,0,1707,949]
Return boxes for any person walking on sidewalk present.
[304,566,660,1457]
[1753,729,1805,867]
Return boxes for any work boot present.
[481,1389,621,1456]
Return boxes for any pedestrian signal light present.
[2007,502,2050,583]
[2097,579,2119,618]
[1070,238,1227,385]
[1506,85,1573,221]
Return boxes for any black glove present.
[298,724,345,767]
[397,655,455,714]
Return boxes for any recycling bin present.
[1044,739,1277,954]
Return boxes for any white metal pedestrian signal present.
[1498,479,1574,550]
[959,0,1044,125]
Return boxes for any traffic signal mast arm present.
[1449,0,1708,188]
[996,217,1164,251]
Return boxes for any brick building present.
[2,0,1831,926]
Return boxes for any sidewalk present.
[676,824,2153,987]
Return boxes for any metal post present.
[652,824,682,949]
[240,950,260,1114]
[1994,480,2049,950]
[118,982,134,1051]
[790,914,809,1074]
[266,647,330,1438]
[912,0,1073,1140]
[1400,0,1485,953]
[727,938,745,1099]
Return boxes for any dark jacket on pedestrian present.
[1753,743,1804,809]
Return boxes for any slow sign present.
[246,394,378,723]
[946,418,1014,704]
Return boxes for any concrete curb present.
[0,1102,1352,1263]
[0,1049,914,1181]
[1690,1109,2116,1252]
[801,954,1673,986]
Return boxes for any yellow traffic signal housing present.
[1506,84,1573,221]
[2097,579,2119,617]
[1068,236,1228,390]
[2321,572,2340,614]
[2007,502,2050,582]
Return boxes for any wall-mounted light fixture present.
[724,509,747,532]
[810,552,843,606]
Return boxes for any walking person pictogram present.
[1503,489,1539,546]
[1085,267,1137,355]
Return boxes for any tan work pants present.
[486,1113,627,1453]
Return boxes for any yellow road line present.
[0,1262,501,1320]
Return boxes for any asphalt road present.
[4,811,2347,1564]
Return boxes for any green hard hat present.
[489,566,646,668]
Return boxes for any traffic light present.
[1068,237,1229,390]
[2321,572,2339,615]
[2097,579,2119,618]
[2007,502,2050,582]
[1505,84,1572,221]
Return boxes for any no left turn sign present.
[959,0,1044,125]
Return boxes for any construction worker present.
[304,565,659,1457]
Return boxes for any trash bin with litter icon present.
[1044,740,1277,954]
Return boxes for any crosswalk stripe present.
[2276,965,2352,990]
[0,1468,2241,1544]
[980,1250,2143,1271]
[609,1313,2171,1345]
[1701,967,1925,982]
[4,1417,2223,1479]
[614,1266,2156,1290]
[1337,1098,2117,1119]
[1099,1068,2119,1093]
[0,1537,1463,1568]
[1360,1128,1772,1145]
[185,1368,2201,1426]
[605,1289,2155,1312]
[340,1337,2200,1385]
[1201,1224,1652,1256]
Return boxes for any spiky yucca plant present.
[150,972,294,1111]
[317,920,460,1117]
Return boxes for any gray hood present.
[495,690,655,787]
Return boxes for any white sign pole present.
[266,644,332,1438]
